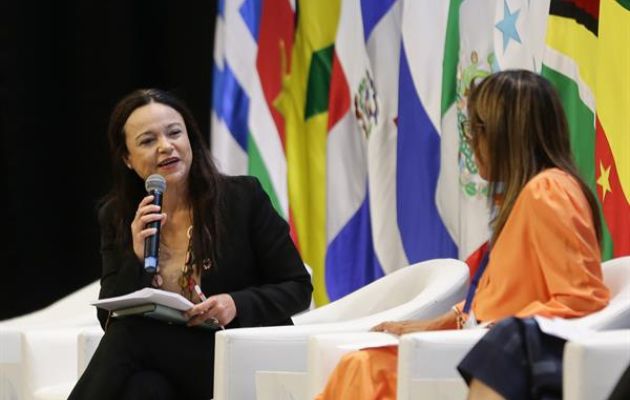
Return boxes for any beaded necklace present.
[178,225,212,300]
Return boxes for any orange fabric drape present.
[315,346,398,400]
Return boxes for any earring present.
[126,163,132,169]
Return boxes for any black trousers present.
[68,317,215,400]
[609,362,630,400]
[458,317,566,400]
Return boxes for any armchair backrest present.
[560,256,630,331]
[0,281,100,329]
[293,258,468,325]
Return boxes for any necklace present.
[178,225,212,300]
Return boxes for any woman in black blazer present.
[68,89,312,400]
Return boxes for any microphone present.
[144,174,166,273]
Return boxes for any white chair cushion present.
[563,330,630,400]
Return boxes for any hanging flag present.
[363,1,408,275]
[541,0,614,257]
[542,0,598,186]
[436,0,486,260]
[249,0,295,218]
[211,0,293,218]
[438,0,549,259]
[276,0,341,305]
[541,0,630,258]
[324,0,404,300]
[594,0,630,257]
[211,0,249,177]
[397,0,458,263]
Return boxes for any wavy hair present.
[103,88,224,269]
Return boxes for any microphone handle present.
[143,190,163,273]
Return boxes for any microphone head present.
[145,174,166,193]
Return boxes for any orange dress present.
[316,169,610,400]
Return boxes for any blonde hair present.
[467,70,601,245]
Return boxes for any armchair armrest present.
[397,329,488,400]
[306,331,398,399]
[213,322,370,400]
[563,330,630,400]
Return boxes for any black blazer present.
[96,175,313,330]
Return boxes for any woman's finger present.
[371,321,391,332]
[138,195,155,208]
[138,228,158,239]
[187,314,213,327]
[373,322,403,335]
[184,294,234,327]
[160,212,168,228]
[186,304,217,326]
[139,213,166,225]
[136,205,161,219]
[185,299,213,319]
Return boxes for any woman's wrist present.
[430,308,461,330]
[451,306,466,330]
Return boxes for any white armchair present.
[395,255,630,399]
[563,330,630,400]
[213,258,469,400]
[0,280,101,400]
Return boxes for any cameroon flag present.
[276,0,341,305]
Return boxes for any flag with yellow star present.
[542,0,629,258]
[594,0,630,257]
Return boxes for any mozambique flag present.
[595,0,630,257]
[542,0,629,258]
[276,0,341,305]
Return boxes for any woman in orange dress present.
[316,70,609,400]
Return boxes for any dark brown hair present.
[103,88,224,269]
[467,70,601,245]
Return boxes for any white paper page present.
[91,288,194,311]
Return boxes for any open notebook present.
[92,288,222,331]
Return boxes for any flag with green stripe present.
[541,0,621,258]
[211,0,294,222]
[276,0,341,305]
